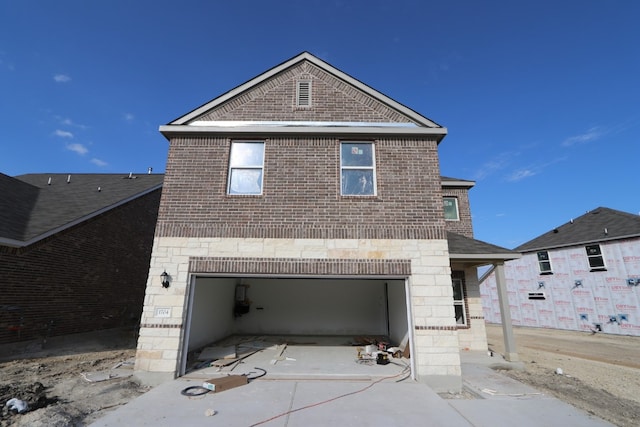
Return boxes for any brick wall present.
[0,189,161,344]
[156,136,446,239]
[196,62,412,123]
[442,186,474,238]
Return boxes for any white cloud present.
[561,127,602,147]
[66,143,88,155]
[91,158,108,167]
[53,74,71,83]
[54,129,74,138]
[507,169,536,182]
[473,151,518,180]
[123,113,135,122]
[58,117,88,129]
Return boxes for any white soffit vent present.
[297,81,311,107]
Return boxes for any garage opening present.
[180,276,412,380]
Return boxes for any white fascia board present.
[442,179,476,188]
[171,52,442,128]
[449,253,522,261]
[189,121,419,128]
[159,124,447,139]
[521,234,640,253]
[2,184,162,249]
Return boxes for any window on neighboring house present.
[537,251,553,274]
[443,197,459,220]
[340,142,376,196]
[296,81,311,107]
[586,244,606,271]
[227,141,265,195]
[452,278,467,326]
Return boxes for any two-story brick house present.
[134,52,518,391]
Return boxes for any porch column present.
[494,262,519,361]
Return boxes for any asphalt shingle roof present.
[515,207,640,252]
[1,173,163,244]
[447,231,518,258]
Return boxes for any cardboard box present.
[202,375,248,393]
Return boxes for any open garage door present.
[180,277,411,377]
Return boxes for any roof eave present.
[518,233,640,253]
[159,124,447,141]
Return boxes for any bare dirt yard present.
[0,329,147,427]
[486,324,640,427]
[1,325,639,426]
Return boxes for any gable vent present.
[297,81,311,107]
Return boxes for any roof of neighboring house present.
[0,173,163,247]
[447,232,520,264]
[515,207,640,252]
[160,51,448,141]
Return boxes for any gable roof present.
[0,173,163,247]
[515,207,640,252]
[160,52,447,141]
[447,232,520,265]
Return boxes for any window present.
[296,81,311,107]
[585,244,606,271]
[227,141,265,195]
[537,251,553,274]
[340,142,376,196]
[443,197,459,220]
[452,279,467,326]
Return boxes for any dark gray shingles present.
[515,207,640,252]
[447,231,518,256]
[6,173,163,242]
[0,173,40,240]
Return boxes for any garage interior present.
[181,277,413,380]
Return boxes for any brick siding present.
[442,186,474,238]
[0,190,161,344]
[157,136,446,239]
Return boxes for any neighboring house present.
[481,207,640,336]
[0,172,163,345]
[134,52,518,391]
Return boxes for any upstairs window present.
[227,141,265,195]
[296,81,311,107]
[586,244,606,271]
[537,251,553,274]
[340,142,376,196]
[443,197,459,221]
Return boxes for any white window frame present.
[537,251,553,274]
[585,244,606,271]
[443,197,459,221]
[227,141,265,195]
[340,142,377,196]
[452,278,467,326]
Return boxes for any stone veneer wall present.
[135,236,462,391]
[455,266,488,351]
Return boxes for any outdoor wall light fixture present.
[161,271,170,288]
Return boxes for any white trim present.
[189,120,419,128]
[160,124,447,138]
[180,274,197,377]
[443,197,459,221]
[405,278,416,381]
[170,52,443,128]
[442,179,475,188]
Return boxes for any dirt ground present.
[0,329,147,427]
[1,325,639,426]
[486,324,640,427]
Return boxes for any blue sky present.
[1,1,638,249]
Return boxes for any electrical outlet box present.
[627,278,638,286]
[619,314,629,322]
[579,313,588,321]
[593,323,602,332]
[574,280,583,287]
[609,315,618,323]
